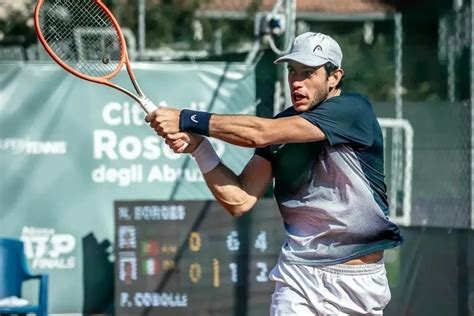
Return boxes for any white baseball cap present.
[274,32,343,68]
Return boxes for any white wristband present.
[191,138,221,174]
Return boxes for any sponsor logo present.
[0,138,67,155]
[190,114,198,123]
[21,226,76,270]
[313,44,323,52]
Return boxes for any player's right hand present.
[164,132,203,154]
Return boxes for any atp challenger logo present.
[21,226,76,270]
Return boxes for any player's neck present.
[327,88,342,99]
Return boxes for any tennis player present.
[146,32,403,315]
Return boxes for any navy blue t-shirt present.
[256,92,402,266]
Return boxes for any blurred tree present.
[0,0,36,45]
[110,0,257,53]
[145,0,201,48]
[303,21,396,101]
[0,0,467,103]
[339,27,397,102]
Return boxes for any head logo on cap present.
[313,45,322,52]
[274,32,343,68]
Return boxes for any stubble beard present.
[309,88,330,109]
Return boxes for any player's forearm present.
[178,110,326,147]
[178,109,273,147]
[203,163,256,217]
[209,114,266,148]
[189,137,257,216]
[208,114,272,148]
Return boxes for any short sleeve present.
[255,146,272,161]
[299,93,374,147]
[254,106,297,162]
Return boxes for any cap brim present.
[274,52,330,67]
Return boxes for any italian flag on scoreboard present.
[141,240,160,276]
[141,240,160,256]
[142,257,160,276]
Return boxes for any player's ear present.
[328,68,344,88]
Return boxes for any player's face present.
[287,61,331,112]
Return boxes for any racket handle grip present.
[141,97,190,151]
[141,98,158,114]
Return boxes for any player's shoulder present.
[273,106,298,119]
[330,92,371,105]
[322,92,374,113]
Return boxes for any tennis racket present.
[34,0,157,114]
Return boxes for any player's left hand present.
[165,132,203,154]
[145,107,181,137]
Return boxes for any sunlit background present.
[0,1,473,316]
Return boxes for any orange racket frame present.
[34,0,158,114]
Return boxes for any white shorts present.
[269,258,391,316]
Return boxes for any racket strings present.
[55,0,120,76]
[45,0,119,72]
[39,0,123,78]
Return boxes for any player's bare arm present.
[203,155,272,217]
[164,131,273,217]
[146,108,327,147]
[208,114,326,147]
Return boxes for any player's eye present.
[304,70,314,77]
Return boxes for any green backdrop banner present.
[0,62,256,313]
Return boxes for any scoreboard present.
[114,199,285,316]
